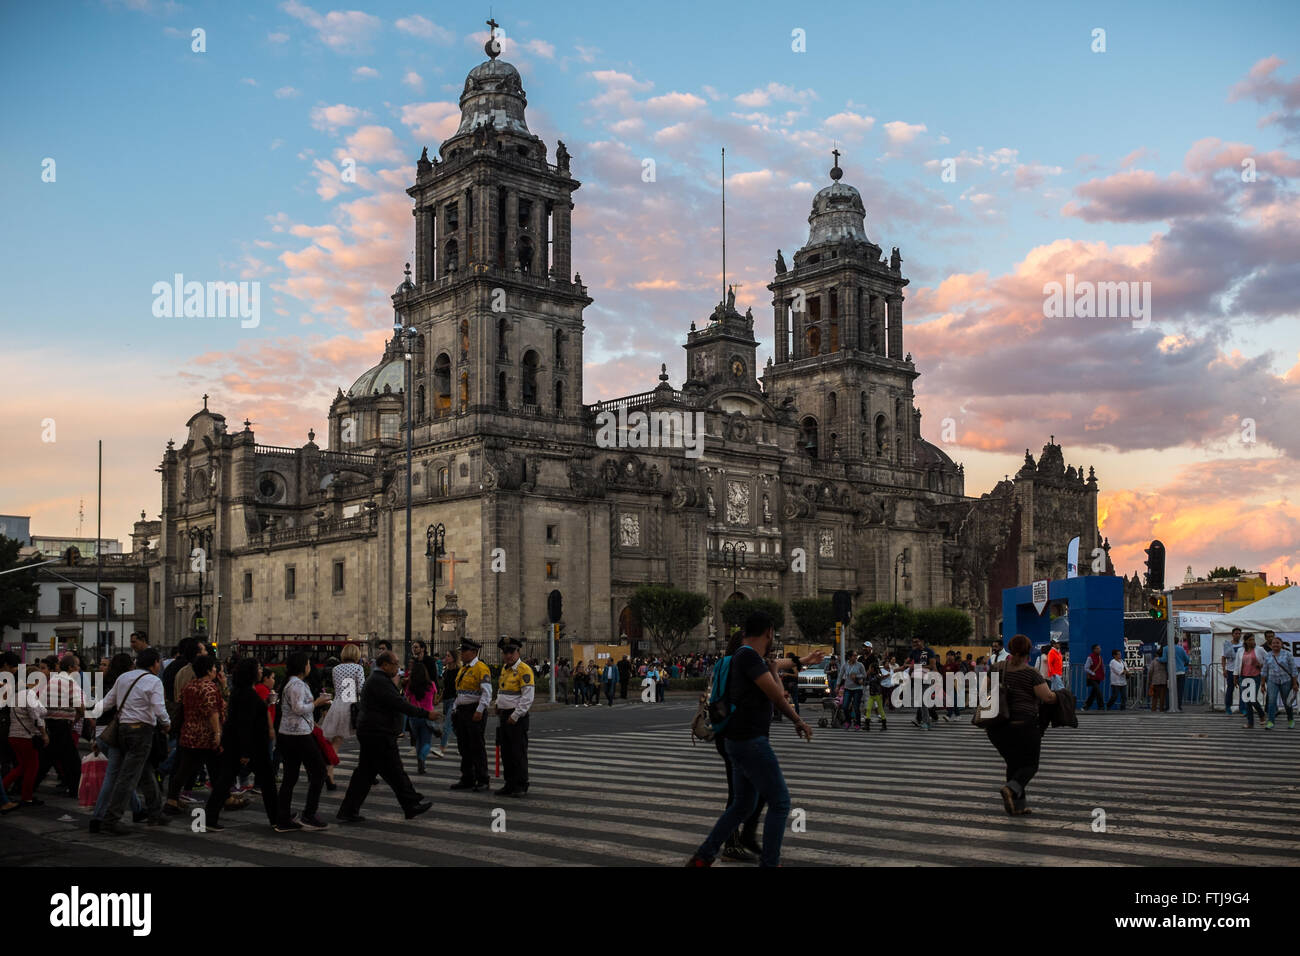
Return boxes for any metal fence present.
[1065,659,1208,710]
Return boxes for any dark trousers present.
[341,731,423,815]
[276,732,325,825]
[498,711,529,791]
[986,720,1043,797]
[1083,679,1105,710]
[1223,671,1236,713]
[36,718,81,795]
[715,735,763,843]
[604,681,615,705]
[103,725,163,824]
[697,736,790,867]
[619,677,629,699]
[452,705,488,784]
[207,746,277,826]
[167,746,221,801]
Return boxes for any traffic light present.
[1147,595,1167,620]
[1144,539,1166,592]
[65,546,79,567]
[835,621,844,652]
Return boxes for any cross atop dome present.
[485,16,501,58]
[830,147,843,181]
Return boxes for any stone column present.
[774,301,788,363]
[842,286,858,350]
[887,295,904,360]
[554,200,573,281]
[505,190,519,274]
[415,206,433,284]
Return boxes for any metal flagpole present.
[96,440,102,658]
[721,147,726,304]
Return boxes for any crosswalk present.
[4,708,1297,866]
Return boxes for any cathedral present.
[138,37,1103,658]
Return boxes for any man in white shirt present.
[1223,628,1242,715]
[1106,650,1128,711]
[98,649,171,834]
[989,640,1009,664]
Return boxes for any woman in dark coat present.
[205,658,279,830]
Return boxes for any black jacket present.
[1039,687,1079,729]
[357,669,429,736]
[222,687,270,760]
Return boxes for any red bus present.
[235,635,362,666]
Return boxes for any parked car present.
[797,666,830,702]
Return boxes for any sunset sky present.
[2,0,1298,584]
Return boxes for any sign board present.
[1031,579,1049,615]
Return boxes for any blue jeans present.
[1240,676,1265,726]
[842,689,862,724]
[1107,685,1127,710]
[103,726,163,824]
[695,736,791,867]
[92,743,142,821]
[1224,671,1236,713]
[412,718,434,762]
[1266,682,1295,724]
[440,699,455,748]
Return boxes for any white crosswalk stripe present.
[4,711,1296,866]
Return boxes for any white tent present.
[1211,586,1300,643]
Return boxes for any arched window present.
[801,417,819,459]
[875,414,889,457]
[458,372,468,412]
[416,384,426,421]
[437,467,449,496]
[517,236,534,275]
[433,354,451,414]
[860,392,868,422]
[554,379,565,415]
[521,350,539,407]
[444,238,458,273]
[554,328,564,367]
[497,371,508,409]
[805,326,821,356]
[827,392,837,423]
[459,320,469,362]
[497,317,508,361]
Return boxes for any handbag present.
[972,663,1011,729]
[99,672,150,749]
[78,752,108,807]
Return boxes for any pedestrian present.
[941,651,960,720]
[1083,644,1105,710]
[1159,640,1189,710]
[437,650,457,758]
[863,646,887,731]
[36,654,86,799]
[983,633,1057,816]
[909,656,933,730]
[1237,635,1265,728]
[205,658,278,830]
[554,658,570,709]
[164,655,234,815]
[275,651,332,832]
[319,643,365,754]
[4,668,48,807]
[89,654,143,832]
[618,656,631,699]
[713,630,765,863]
[1223,628,1243,715]
[128,633,150,656]
[449,638,492,792]
[1147,653,1167,712]
[1259,632,1297,730]
[337,650,434,823]
[404,661,437,774]
[839,651,865,729]
[96,649,171,834]
[572,661,587,707]
[990,639,1009,664]
[494,636,534,797]
[687,612,812,867]
[602,658,618,706]
[1106,650,1128,710]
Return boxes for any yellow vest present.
[499,660,534,694]
[455,659,491,694]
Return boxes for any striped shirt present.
[1260,650,1297,687]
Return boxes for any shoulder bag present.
[98,672,151,749]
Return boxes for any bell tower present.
[763,152,916,465]
[400,19,591,428]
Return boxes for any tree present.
[853,601,917,651]
[913,607,974,646]
[628,585,709,658]
[1207,566,1245,579]
[721,596,785,631]
[790,597,836,644]
[0,535,40,633]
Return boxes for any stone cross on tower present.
[437,550,470,592]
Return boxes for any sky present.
[2,0,1299,586]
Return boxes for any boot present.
[417,756,426,775]
[881,718,887,731]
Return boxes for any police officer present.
[494,636,534,797]
[449,637,492,792]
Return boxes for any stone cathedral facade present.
[140,42,1102,657]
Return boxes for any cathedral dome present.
[347,358,405,398]
[454,56,530,138]
[806,181,867,246]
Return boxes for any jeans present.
[1049,674,1064,692]
[1083,679,1105,710]
[1170,674,1186,709]
[103,726,163,824]
[1265,682,1295,724]
[92,742,142,821]
[1223,671,1236,714]
[1106,684,1127,710]
[412,717,435,763]
[37,718,81,795]
[1240,676,1265,726]
[440,699,455,748]
[696,735,791,867]
[604,681,616,705]
[842,689,863,724]
[714,735,763,844]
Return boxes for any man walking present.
[449,638,492,792]
[337,651,433,822]
[1260,632,1297,730]
[494,636,535,797]
[1223,628,1242,715]
[1046,639,1064,692]
[687,612,811,867]
[97,649,170,835]
[602,658,618,706]
[1083,644,1106,710]
[1159,640,1189,710]
[1106,649,1128,710]
[617,656,631,700]
[37,654,86,798]
[838,651,866,729]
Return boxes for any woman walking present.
[205,659,279,830]
[437,651,456,758]
[984,633,1057,815]
[165,656,239,815]
[275,652,331,831]
[1237,635,1265,728]
[404,661,438,774]
[4,669,48,807]
[88,654,142,832]
[319,644,365,782]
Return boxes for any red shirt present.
[255,683,273,721]
[1047,648,1063,677]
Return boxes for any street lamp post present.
[187,526,213,643]
[893,548,910,654]
[394,292,418,659]
[80,601,87,653]
[426,523,446,651]
[119,597,127,655]
[721,542,747,635]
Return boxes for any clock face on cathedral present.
[731,358,745,379]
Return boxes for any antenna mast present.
[721,147,726,305]
[78,497,84,537]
